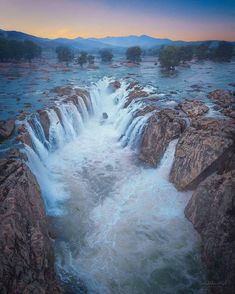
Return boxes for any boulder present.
[185,171,235,294]
[52,85,73,96]
[179,100,209,118]
[17,125,32,147]
[124,90,149,108]
[109,80,121,91]
[208,89,234,108]
[37,110,50,140]
[170,118,235,190]
[208,89,235,118]
[139,109,186,166]
[0,119,15,141]
[0,157,62,293]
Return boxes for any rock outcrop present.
[37,110,50,140]
[17,125,33,147]
[185,171,235,294]
[0,155,62,294]
[179,100,209,118]
[0,120,15,142]
[170,118,235,190]
[124,89,149,108]
[208,89,235,119]
[139,109,186,165]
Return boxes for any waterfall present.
[19,77,205,293]
[21,77,155,214]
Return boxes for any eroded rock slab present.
[185,171,235,294]
[179,100,209,118]
[208,89,235,118]
[170,118,235,190]
[0,156,61,294]
[139,109,186,165]
[0,119,15,141]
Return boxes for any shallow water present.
[24,78,206,293]
[0,58,234,121]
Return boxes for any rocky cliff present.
[0,152,62,294]
[185,171,235,293]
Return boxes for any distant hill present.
[89,35,173,48]
[0,29,234,51]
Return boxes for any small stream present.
[24,78,206,293]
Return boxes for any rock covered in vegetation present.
[170,118,235,190]
[0,155,62,294]
[139,109,186,165]
[0,119,15,141]
[179,100,209,118]
[185,170,235,294]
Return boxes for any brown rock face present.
[17,125,33,147]
[179,100,209,118]
[208,89,235,118]
[139,109,186,165]
[185,171,235,294]
[0,157,62,294]
[37,110,50,140]
[109,80,121,91]
[124,90,149,108]
[0,119,15,141]
[170,118,235,190]
[52,85,73,96]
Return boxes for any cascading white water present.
[23,77,205,293]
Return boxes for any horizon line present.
[1,27,235,43]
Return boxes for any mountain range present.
[0,29,233,51]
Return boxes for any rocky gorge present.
[0,77,234,293]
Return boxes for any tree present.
[87,54,95,64]
[77,51,88,67]
[99,49,113,62]
[56,46,74,65]
[126,46,142,63]
[178,46,193,63]
[195,44,210,60]
[23,40,41,62]
[0,38,41,62]
[159,46,180,70]
[212,41,233,62]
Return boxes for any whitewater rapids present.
[24,78,205,293]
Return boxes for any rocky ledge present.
[137,92,235,293]
[0,151,61,294]
[185,171,235,293]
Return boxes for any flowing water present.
[23,78,205,293]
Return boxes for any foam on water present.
[23,77,205,293]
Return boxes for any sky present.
[0,0,235,41]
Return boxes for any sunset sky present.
[0,0,235,41]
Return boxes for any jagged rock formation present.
[185,171,235,294]
[178,100,209,118]
[208,89,235,118]
[0,120,15,142]
[139,109,186,165]
[170,118,235,190]
[0,153,62,294]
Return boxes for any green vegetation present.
[212,41,233,62]
[178,46,193,63]
[195,43,210,60]
[56,46,74,65]
[77,51,88,67]
[99,49,113,62]
[87,54,95,64]
[159,46,180,70]
[126,46,142,63]
[0,38,41,62]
